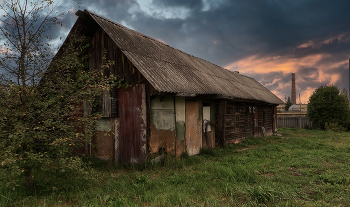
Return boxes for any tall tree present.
[0,0,119,188]
[307,85,350,130]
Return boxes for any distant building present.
[277,104,308,113]
[289,105,301,111]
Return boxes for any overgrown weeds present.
[2,128,350,206]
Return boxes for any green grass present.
[2,127,350,206]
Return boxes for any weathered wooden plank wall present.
[278,116,312,129]
[224,101,275,142]
[217,100,226,145]
[89,28,148,117]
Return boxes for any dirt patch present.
[235,148,249,152]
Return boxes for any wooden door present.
[118,84,147,164]
[185,101,202,155]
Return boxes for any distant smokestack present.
[292,73,296,104]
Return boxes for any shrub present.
[325,122,345,132]
[307,85,350,130]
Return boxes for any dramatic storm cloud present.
[56,0,350,103]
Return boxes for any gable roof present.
[77,10,283,105]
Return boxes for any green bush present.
[307,85,350,130]
[325,122,345,132]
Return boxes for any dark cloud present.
[49,0,350,101]
[152,0,203,10]
[297,68,319,82]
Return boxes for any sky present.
[17,0,350,103]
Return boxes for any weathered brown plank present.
[117,84,147,164]
[186,100,201,155]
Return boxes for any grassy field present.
[1,127,350,206]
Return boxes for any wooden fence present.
[278,116,312,129]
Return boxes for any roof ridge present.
[85,10,168,44]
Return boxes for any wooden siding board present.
[217,100,227,145]
[175,97,186,156]
[224,102,276,141]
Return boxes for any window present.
[203,105,211,132]
[235,112,240,131]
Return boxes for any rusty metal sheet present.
[92,118,113,160]
[118,84,147,164]
[93,131,113,160]
[149,124,175,154]
[186,101,202,155]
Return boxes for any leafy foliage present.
[307,85,350,130]
[0,0,122,188]
[341,88,349,103]
[325,122,345,132]
[284,96,292,111]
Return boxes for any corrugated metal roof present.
[83,10,283,104]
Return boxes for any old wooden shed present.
[66,10,284,164]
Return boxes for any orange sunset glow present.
[224,54,348,103]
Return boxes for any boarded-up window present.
[94,88,119,118]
